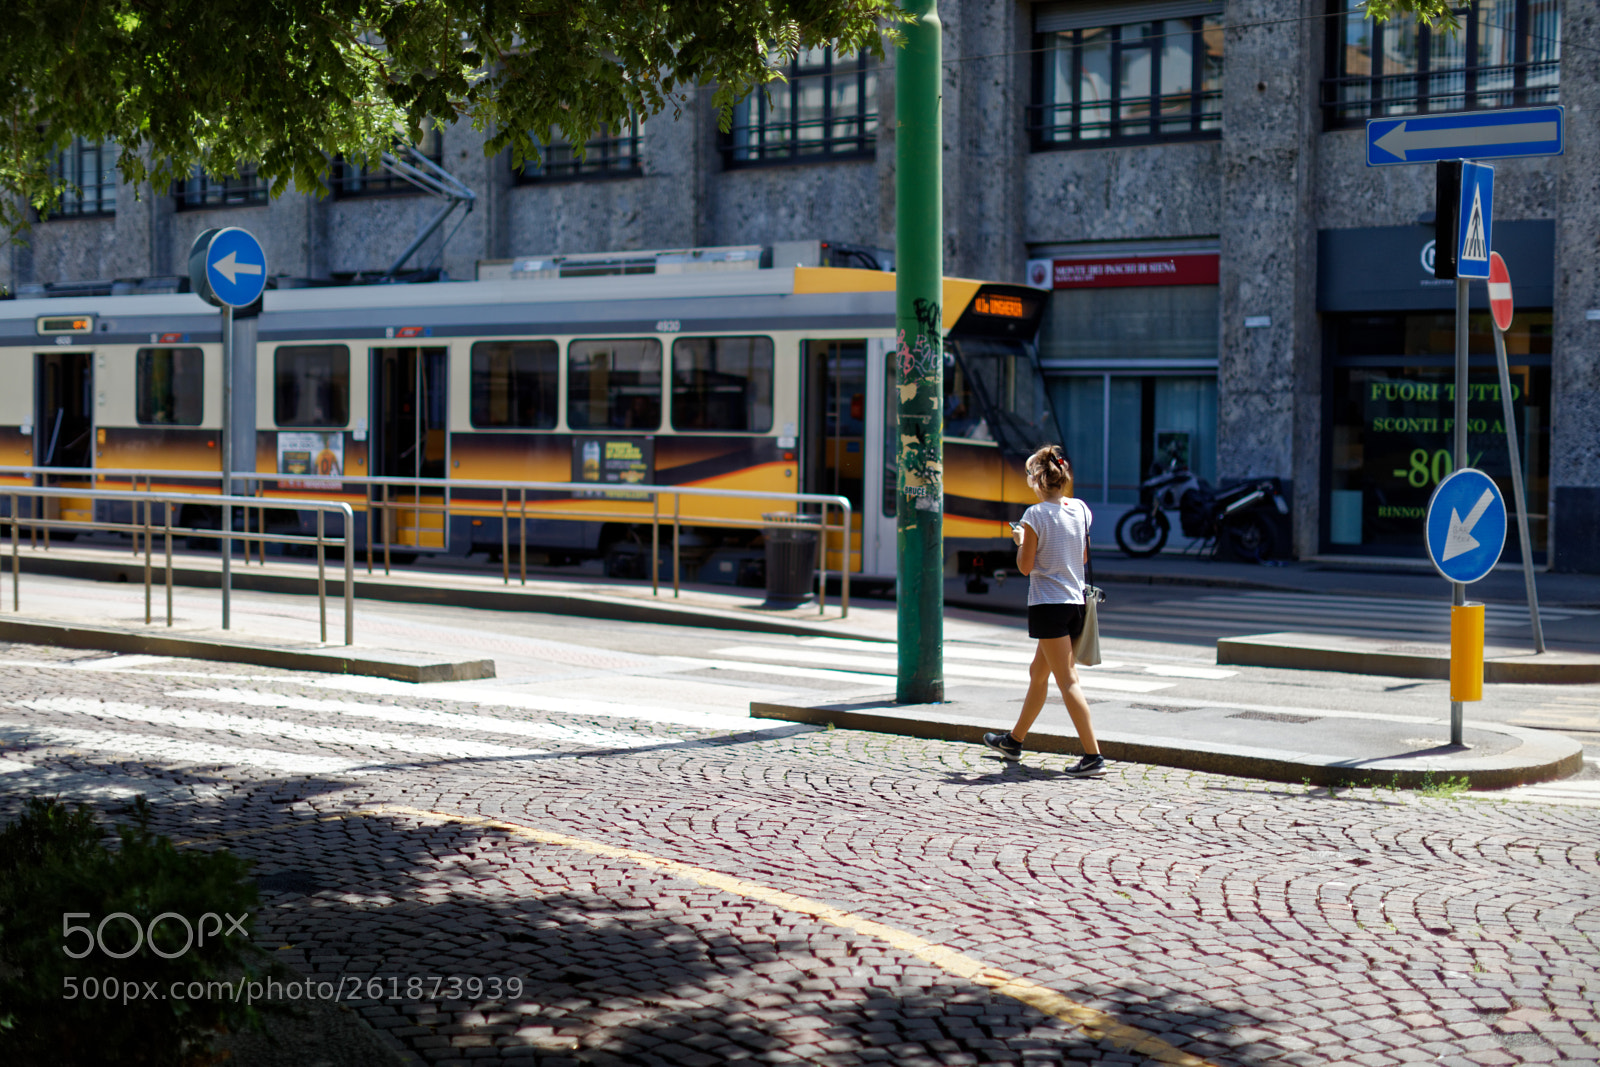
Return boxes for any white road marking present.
[12,698,549,762]
[709,645,1177,693]
[0,721,366,776]
[1142,664,1238,680]
[293,676,766,733]
[73,654,177,671]
[168,688,657,749]
[663,656,893,687]
[0,755,189,798]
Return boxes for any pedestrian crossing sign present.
[1455,162,1493,280]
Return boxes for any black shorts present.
[1028,602,1086,640]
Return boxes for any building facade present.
[5,0,1597,570]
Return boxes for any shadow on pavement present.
[64,779,1291,1067]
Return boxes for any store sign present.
[1319,221,1553,312]
[1028,253,1219,290]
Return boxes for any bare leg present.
[1037,635,1100,755]
[1010,643,1053,742]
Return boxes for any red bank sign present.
[1029,253,1219,289]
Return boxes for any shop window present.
[1039,286,1219,362]
[48,138,119,218]
[470,341,559,429]
[516,116,643,182]
[671,336,774,433]
[1030,7,1222,148]
[567,339,661,430]
[724,48,877,166]
[135,347,204,426]
[332,122,442,197]
[274,345,350,427]
[1323,0,1560,127]
[173,163,271,210]
[1324,311,1551,557]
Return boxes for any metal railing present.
[0,466,853,618]
[0,484,354,645]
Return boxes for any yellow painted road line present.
[366,804,1218,1066]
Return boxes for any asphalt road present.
[1,588,1597,1066]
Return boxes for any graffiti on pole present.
[897,298,944,512]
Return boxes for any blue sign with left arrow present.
[1425,468,1507,584]
[189,227,267,308]
[1366,106,1563,167]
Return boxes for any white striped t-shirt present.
[1021,497,1091,606]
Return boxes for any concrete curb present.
[1218,632,1600,684]
[749,699,1584,791]
[0,618,493,683]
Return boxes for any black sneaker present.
[982,731,1023,761]
[1065,754,1106,778]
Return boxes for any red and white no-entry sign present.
[1488,251,1513,332]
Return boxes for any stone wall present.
[1216,0,1322,554]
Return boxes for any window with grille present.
[332,122,442,197]
[723,48,877,166]
[516,116,643,182]
[173,164,270,210]
[49,139,119,218]
[1030,4,1222,149]
[1323,0,1560,127]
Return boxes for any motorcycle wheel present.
[1222,513,1276,562]
[1114,509,1170,558]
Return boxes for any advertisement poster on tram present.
[572,437,654,500]
[278,431,344,491]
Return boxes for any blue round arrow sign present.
[1425,468,1507,584]
[192,228,266,308]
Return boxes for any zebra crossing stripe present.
[0,721,366,776]
[167,688,655,749]
[12,697,550,762]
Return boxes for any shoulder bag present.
[1073,503,1105,666]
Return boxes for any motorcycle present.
[1114,455,1288,561]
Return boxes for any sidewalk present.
[0,540,1592,791]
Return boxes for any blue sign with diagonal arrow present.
[1366,106,1563,167]
[1425,468,1507,584]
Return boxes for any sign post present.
[188,228,267,631]
[1487,251,1545,653]
[1426,469,1507,745]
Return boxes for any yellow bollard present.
[1450,602,1485,702]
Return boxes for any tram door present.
[802,338,895,577]
[34,350,95,525]
[371,346,448,550]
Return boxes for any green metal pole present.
[895,0,943,704]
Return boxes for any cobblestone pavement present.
[0,640,1596,1067]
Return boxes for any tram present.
[0,247,1060,584]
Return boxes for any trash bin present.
[762,513,818,608]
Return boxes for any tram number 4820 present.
[1392,448,1482,489]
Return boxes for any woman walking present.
[983,445,1105,776]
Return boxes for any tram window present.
[470,340,559,429]
[274,345,350,427]
[567,339,661,430]
[671,336,774,433]
[135,347,203,425]
[943,352,991,441]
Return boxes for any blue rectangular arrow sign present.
[1366,106,1563,166]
